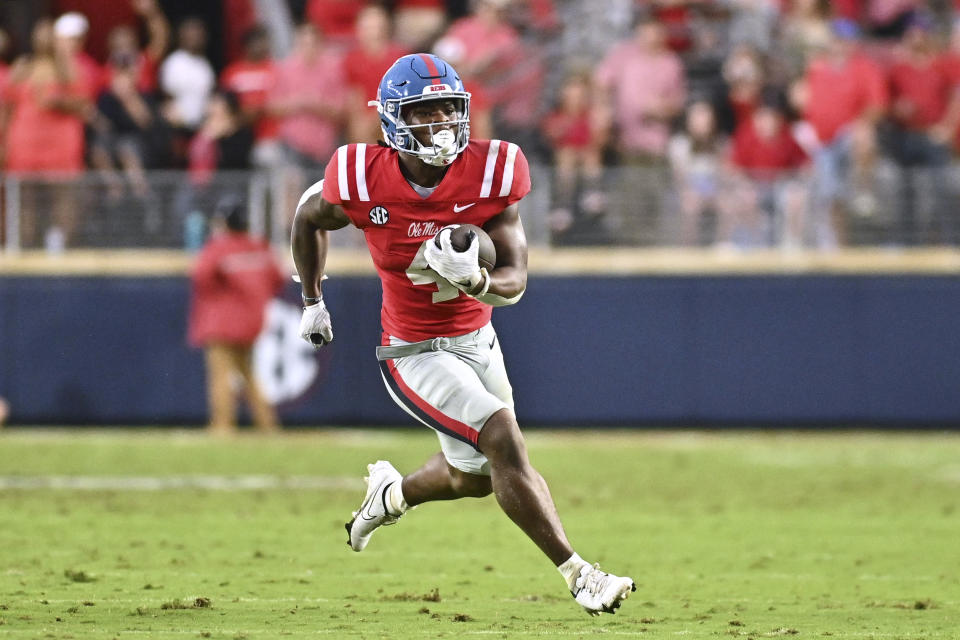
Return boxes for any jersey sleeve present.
[322,147,344,205]
[506,145,531,205]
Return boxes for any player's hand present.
[424,225,482,288]
[299,298,333,348]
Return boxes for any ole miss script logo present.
[369,206,389,225]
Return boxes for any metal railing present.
[1,160,958,253]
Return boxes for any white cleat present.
[345,460,403,552]
[572,564,636,616]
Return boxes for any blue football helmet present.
[369,53,471,166]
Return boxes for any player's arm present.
[291,179,350,346]
[291,180,349,300]
[479,203,527,306]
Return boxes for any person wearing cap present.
[54,11,104,100]
[886,11,960,245]
[187,196,285,435]
[792,18,888,247]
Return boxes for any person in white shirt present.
[160,17,215,131]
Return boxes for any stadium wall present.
[2,266,959,426]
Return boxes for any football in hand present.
[435,224,496,271]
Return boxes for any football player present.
[290,53,634,616]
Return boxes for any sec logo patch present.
[369,206,389,225]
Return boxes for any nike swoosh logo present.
[359,481,393,521]
[453,203,476,213]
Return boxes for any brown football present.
[436,224,497,271]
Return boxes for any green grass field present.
[1,429,958,639]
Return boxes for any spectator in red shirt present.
[220,24,282,168]
[793,18,887,247]
[542,71,608,245]
[188,195,284,435]
[1,18,91,249]
[305,0,369,50]
[729,93,810,247]
[342,5,408,144]
[886,12,960,245]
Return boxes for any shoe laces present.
[575,564,607,597]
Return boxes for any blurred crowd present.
[2,0,960,250]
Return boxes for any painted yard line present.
[0,631,955,638]
[0,475,363,491]
[17,597,334,604]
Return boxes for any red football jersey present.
[322,139,531,342]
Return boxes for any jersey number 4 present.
[406,242,460,303]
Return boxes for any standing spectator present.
[594,16,687,244]
[269,21,347,226]
[667,100,729,246]
[793,19,887,247]
[886,12,959,245]
[542,71,609,245]
[729,94,809,247]
[1,18,91,249]
[269,22,346,169]
[104,0,170,96]
[188,195,284,435]
[160,17,216,133]
[342,5,408,144]
[220,24,282,168]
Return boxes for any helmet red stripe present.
[418,53,443,85]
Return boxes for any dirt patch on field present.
[382,588,441,602]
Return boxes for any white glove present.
[299,298,333,348]
[424,225,485,292]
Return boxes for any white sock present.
[557,552,588,591]
[385,479,408,516]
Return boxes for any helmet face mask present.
[370,54,471,166]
